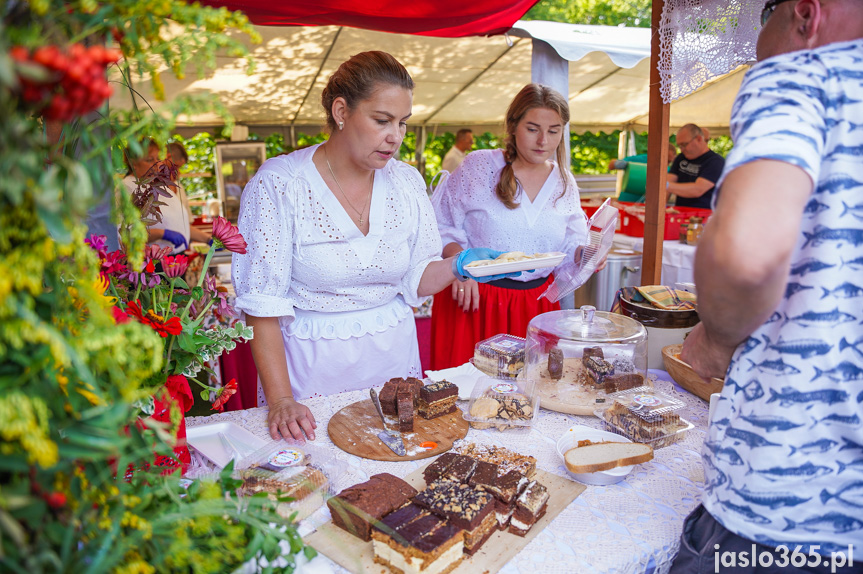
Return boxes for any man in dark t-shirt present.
[668,124,724,209]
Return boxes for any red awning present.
[196,0,540,37]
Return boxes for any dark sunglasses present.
[761,0,795,27]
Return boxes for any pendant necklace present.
[324,145,372,225]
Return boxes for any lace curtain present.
[659,0,762,102]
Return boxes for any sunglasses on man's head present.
[761,0,796,27]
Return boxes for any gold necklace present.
[324,145,372,225]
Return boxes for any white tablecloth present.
[187,370,708,574]
[613,235,697,287]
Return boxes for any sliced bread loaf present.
[564,441,653,474]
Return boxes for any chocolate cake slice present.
[379,378,403,416]
[397,387,414,432]
[423,452,458,484]
[603,373,644,394]
[413,480,496,555]
[508,480,549,537]
[372,503,464,574]
[327,473,417,541]
[418,380,459,419]
[548,347,564,380]
[582,346,604,364]
[442,454,477,483]
[584,356,615,385]
[451,441,537,479]
[469,463,529,529]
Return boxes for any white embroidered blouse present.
[433,149,588,281]
[232,144,442,337]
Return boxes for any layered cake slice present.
[372,503,464,574]
[441,454,477,484]
[469,462,529,529]
[451,441,537,479]
[584,356,615,386]
[603,373,644,394]
[327,473,418,541]
[423,452,458,484]
[413,480,497,555]
[508,480,549,537]
[418,380,458,419]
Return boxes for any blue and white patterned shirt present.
[703,39,863,555]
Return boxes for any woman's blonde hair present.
[496,84,571,209]
[321,51,414,132]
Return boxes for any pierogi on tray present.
[465,251,552,267]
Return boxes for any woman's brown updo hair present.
[321,51,415,132]
[496,84,571,209]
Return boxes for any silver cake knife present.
[369,388,406,456]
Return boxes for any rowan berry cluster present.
[11,43,122,121]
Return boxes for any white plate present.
[186,421,268,468]
[464,252,566,278]
[556,424,636,486]
[425,362,486,400]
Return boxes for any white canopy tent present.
[111,20,746,137]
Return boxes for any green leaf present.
[191,286,205,300]
[173,277,190,290]
[199,389,210,401]
[177,333,195,352]
[303,546,317,561]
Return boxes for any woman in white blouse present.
[430,84,591,370]
[233,52,514,441]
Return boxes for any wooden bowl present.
[661,344,724,401]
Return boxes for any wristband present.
[451,254,469,282]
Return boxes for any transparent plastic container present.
[235,439,346,520]
[473,333,526,379]
[464,376,538,432]
[525,306,648,395]
[595,386,693,448]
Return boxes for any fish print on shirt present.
[702,40,863,551]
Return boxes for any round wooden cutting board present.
[328,399,469,462]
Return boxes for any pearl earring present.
[339,121,344,131]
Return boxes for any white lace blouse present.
[433,149,588,281]
[232,144,442,334]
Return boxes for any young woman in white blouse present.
[430,84,592,370]
[232,51,514,442]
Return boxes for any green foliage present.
[708,135,734,157]
[525,0,653,27]
[169,132,217,199]
[0,2,309,572]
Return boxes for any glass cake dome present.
[524,306,648,401]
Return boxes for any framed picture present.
[214,141,267,222]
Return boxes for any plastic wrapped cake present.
[524,306,648,415]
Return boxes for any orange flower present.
[125,300,182,337]
[211,379,238,412]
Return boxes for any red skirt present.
[430,277,560,371]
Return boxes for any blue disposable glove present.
[454,247,523,283]
[162,229,189,251]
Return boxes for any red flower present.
[125,300,183,337]
[112,306,131,324]
[45,492,67,509]
[144,259,156,273]
[101,251,127,277]
[211,216,247,254]
[163,254,189,278]
[211,379,238,412]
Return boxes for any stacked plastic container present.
[596,386,693,448]
[472,334,526,379]
[464,377,539,432]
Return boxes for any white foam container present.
[555,424,636,486]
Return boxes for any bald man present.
[667,123,725,209]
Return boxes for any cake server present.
[369,388,406,456]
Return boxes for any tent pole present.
[531,39,570,163]
[643,0,670,285]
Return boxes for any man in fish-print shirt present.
[671,1,863,572]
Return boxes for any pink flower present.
[101,251,127,277]
[85,234,107,259]
[211,216,247,254]
[144,244,172,262]
[163,254,189,278]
